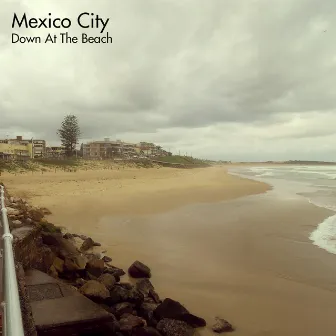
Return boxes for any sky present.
[1,0,335,161]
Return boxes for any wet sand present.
[2,167,336,335]
[96,195,336,336]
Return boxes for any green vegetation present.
[35,158,80,167]
[57,114,81,156]
[39,221,62,233]
[0,160,40,173]
[155,155,208,165]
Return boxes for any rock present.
[132,327,163,336]
[41,232,62,246]
[110,302,134,318]
[138,302,159,327]
[100,315,120,334]
[40,246,56,272]
[93,241,101,247]
[86,258,105,277]
[63,233,73,239]
[154,299,206,328]
[80,237,95,251]
[154,298,188,320]
[107,285,144,306]
[119,282,133,290]
[52,257,64,274]
[149,289,161,304]
[49,265,58,278]
[85,252,102,261]
[136,279,154,296]
[75,278,86,287]
[107,286,130,305]
[103,255,112,263]
[58,241,79,258]
[144,297,157,304]
[11,219,24,229]
[87,272,98,281]
[104,264,125,279]
[26,218,32,224]
[119,313,146,332]
[6,207,20,215]
[156,319,194,336]
[79,280,110,302]
[41,233,82,262]
[127,287,145,305]
[29,208,44,221]
[211,318,234,333]
[74,255,88,269]
[39,207,52,215]
[64,257,80,272]
[98,273,116,290]
[128,260,151,278]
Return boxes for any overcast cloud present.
[1,0,335,161]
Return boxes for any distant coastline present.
[225,160,336,165]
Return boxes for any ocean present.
[230,165,336,255]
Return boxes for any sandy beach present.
[2,166,336,335]
[0,166,269,228]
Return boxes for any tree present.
[57,115,81,157]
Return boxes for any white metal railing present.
[0,185,25,336]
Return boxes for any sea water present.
[230,165,336,255]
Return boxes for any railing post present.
[0,186,25,336]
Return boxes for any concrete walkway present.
[25,270,116,336]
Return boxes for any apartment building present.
[81,138,170,159]
[82,138,137,159]
[0,140,33,160]
[0,136,46,159]
[46,146,66,158]
[136,142,169,157]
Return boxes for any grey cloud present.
[1,0,336,160]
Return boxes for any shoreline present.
[229,166,336,257]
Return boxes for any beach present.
[2,165,336,335]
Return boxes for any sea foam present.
[309,214,336,254]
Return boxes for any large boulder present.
[154,299,205,328]
[211,317,234,333]
[80,237,95,251]
[79,280,110,302]
[98,273,116,290]
[156,319,194,336]
[128,261,151,278]
[86,258,105,277]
